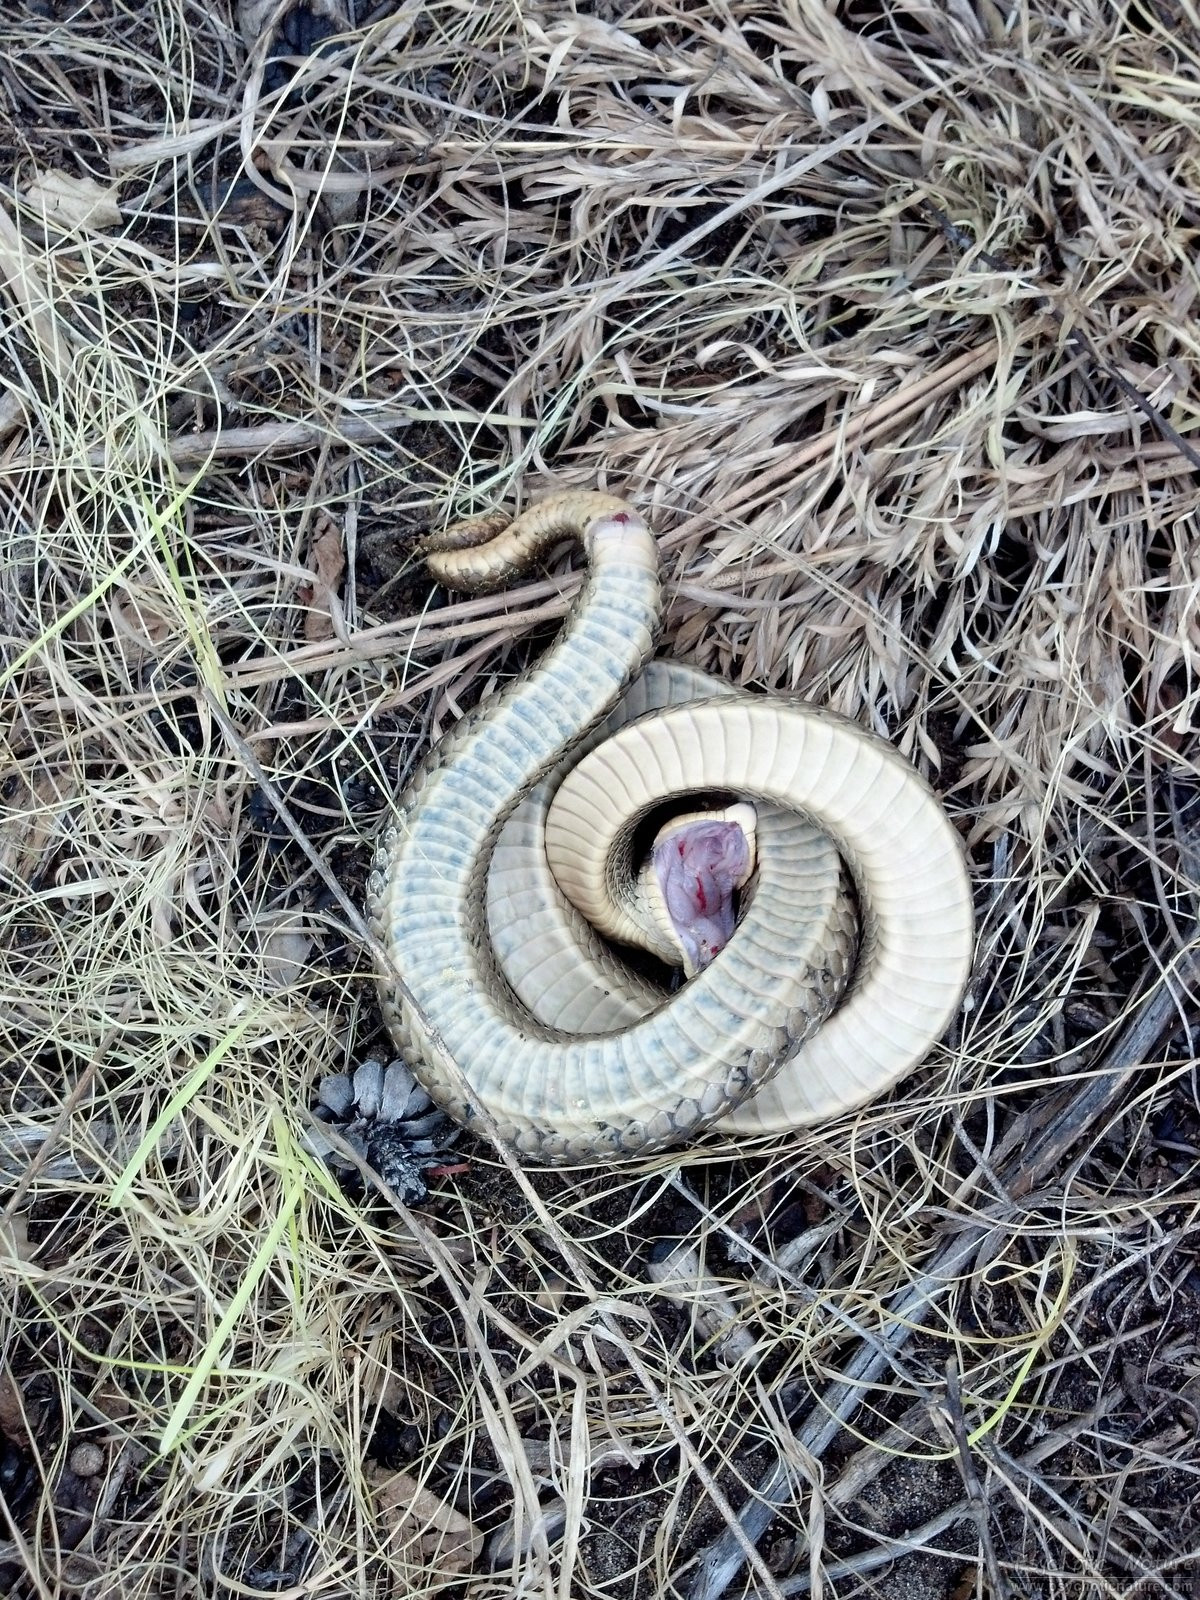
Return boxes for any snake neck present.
[373,506,662,1016]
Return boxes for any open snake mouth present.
[649,810,755,976]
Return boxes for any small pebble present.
[69,1442,104,1478]
[532,1271,570,1315]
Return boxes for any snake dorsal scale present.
[367,492,974,1163]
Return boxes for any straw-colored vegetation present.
[2,0,1199,1595]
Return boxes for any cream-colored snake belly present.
[367,491,974,1164]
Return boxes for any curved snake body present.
[367,492,974,1162]
[487,658,862,1132]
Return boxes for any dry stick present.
[200,692,500,1133]
[243,631,535,745]
[223,582,574,692]
[0,1019,139,1202]
[0,1057,100,1213]
[87,411,421,469]
[775,1392,1127,1597]
[685,946,1199,1600]
[938,1355,1009,1600]
[0,411,423,471]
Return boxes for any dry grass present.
[2,0,1200,1595]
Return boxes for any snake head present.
[650,805,756,977]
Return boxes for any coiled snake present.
[367,491,974,1163]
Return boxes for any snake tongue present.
[651,818,753,977]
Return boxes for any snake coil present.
[367,492,973,1163]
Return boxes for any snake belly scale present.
[366,491,974,1164]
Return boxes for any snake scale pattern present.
[366,491,974,1163]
